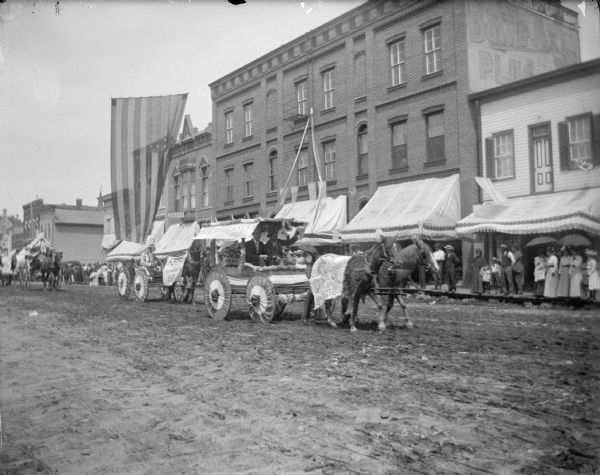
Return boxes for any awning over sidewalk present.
[339,174,461,242]
[154,221,201,258]
[275,195,347,244]
[456,187,600,236]
[145,220,165,246]
[106,241,144,262]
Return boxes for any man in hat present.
[500,243,515,295]
[511,243,524,295]
[432,242,445,290]
[444,244,460,293]
[245,228,267,266]
[490,257,502,294]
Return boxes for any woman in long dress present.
[568,247,583,299]
[471,249,485,295]
[544,247,559,298]
[586,249,599,302]
[533,250,546,298]
[556,246,571,297]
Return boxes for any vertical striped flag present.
[110,94,187,243]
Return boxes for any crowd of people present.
[471,243,599,301]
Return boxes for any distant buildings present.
[0,209,24,256]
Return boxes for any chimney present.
[76,199,83,209]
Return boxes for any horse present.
[316,238,438,332]
[31,251,63,290]
[180,239,207,303]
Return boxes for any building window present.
[244,163,253,197]
[244,103,253,137]
[322,69,335,110]
[297,81,308,116]
[493,131,514,179]
[357,124,368,175]
[225,169,234,202]
[268,150,278,192]
[390,39,406,86]
[323,141,336,181]
[174,175,182,211]
[391,121,407,169]
[426,111,445,162]
[424,24,441,75]
[225,111,233,144]
[298,148,309,186]
[568,115,592,169]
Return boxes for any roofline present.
[208,0,370,88]
[468,58,600,103]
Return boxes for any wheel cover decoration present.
[209,280,225,310]
[249,285,268,315]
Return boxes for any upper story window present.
[487,131,515,179]
[426,111,445,162]
[391,121,407,169]
[357,124,368,176]
[323,141,336,181]
[389,39,406,86]
[173,174,182,211]
[225,111,233,144]
[244,162,253,197]
[559,114,594,171]
[200,165,210,208]
[296,80,308,116]
[423,24,442,75]
[298,148,309,187]
[268,150,278,192]
[322,69,335,110]
[244,103,253,138]
[225,168,234,202]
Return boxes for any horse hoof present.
[406,320,414,329]
[378,322,387,332]
[350,326,357,332]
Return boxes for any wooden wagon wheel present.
[117,270,131,300]
[204,267,231,320]
[173,281,186,303]
[133,270,149,302]
[246,275,277,323]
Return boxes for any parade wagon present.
[14,236,62,290]
[194,218,311,322]
[107,240,144,300]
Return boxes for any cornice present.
[374,79,457,112]
[216,142,261,161]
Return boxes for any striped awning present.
[456,187,600,236]
[339,174,461,242]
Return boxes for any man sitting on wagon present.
[245,228,267,266]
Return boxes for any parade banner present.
[162,254,186,287]
[111,94,187,243]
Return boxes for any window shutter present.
[592,114,600,166]
[485,137,494,179]
[558,121,570,170]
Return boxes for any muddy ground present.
[0,284,599,475]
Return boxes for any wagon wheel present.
[117,270,131,300]
[204,268,231,320]
[133,270,149,302]
[246,276,277,323]
[173,281,186,303]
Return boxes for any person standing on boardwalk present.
[557,246,571,297]
[585,249,599,301]
[568,247,583,299]
[432,242,445,290]
[533,249,547,298]
[544,246,559,298]
[471,248,485,295]
[444,245,459,293]
[511,243,524,295]
[500,244,515,296]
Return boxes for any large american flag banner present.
[110,94,187,243]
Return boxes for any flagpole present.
[310,108,323,232]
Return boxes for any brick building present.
[23,198,104,263]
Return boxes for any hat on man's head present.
[444,245,454,251]
[500,244,507,248]
[585,249,598,257]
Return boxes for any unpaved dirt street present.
[0,285,599,475]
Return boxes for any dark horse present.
[31,251,63,290]
[319,238,438,331]
[179,239,207,303]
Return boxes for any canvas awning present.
[145,220,165,246]
[339,174,461,242]
[275,195,346,238]
[194,219,260,242]
[106,240,144,262]
[456,187,600,236]
[154,221,201,258]
[101,233,120,250]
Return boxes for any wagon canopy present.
[456,187,600,236]
[154,221,200,258]
[339,174,461,242]
[193,218,304,242]
[106,240,144,262]
[275,195,347,245]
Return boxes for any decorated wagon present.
[107,240,145,299]
[194,218,311,322]
[13,235,62,290]
[131,221,202,303]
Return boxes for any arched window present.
[357,124,368,176]
[358,197,369,211]
[268,149,278,192]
